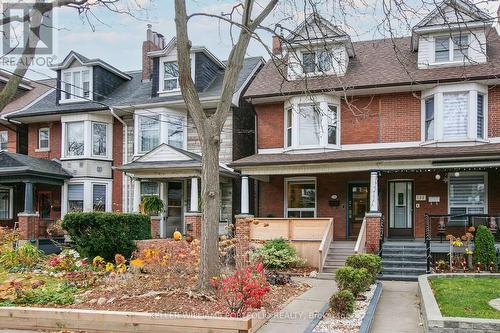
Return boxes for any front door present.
[388,181,414,238]
[165,181,183,237]
[347,183,369,240]
[37,192,52,219]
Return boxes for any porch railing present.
[354,217,366,254]
[319,218,335,272]
[424,213,500,272]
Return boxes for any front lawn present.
[430,277,500,319]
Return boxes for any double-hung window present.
[425,98,435,141]
[435,34,469,63]
[298,104,321,146]
[302,52,316,74]
[477,94,485,139]
[0,131,7,151]
[92,122,107,156]
[66,122,85,156]
[163,61,179,91]
[61,68,91,101]
[139,115,160,153]
[168,116,184,149]
[302,50,333,74]
[327,105,338,145]
[442,92,469,139]
[286,108,292,147]
[38,128,50,150]
[0,188,11,219]
[92,184,107,211]
[448,174,486,225]
[286,179,316,218]
[68,184,84,212]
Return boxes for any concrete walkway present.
[257,277,336,333]
[370,281,424,333]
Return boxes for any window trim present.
[63,179,112,216]
[59,66,93,103]
[162,61,180,92]
[420,83,488,144]
[0,186,14,220]
[0,130,8,151]
[284,177,317,218]
[433,34,470,64]
[91,121,108,157]
[65,121,85,157]
[447,171,488,220]
[37,127,50,152]
[92,183,107,212]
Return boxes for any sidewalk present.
[257,277,336,333]
[370,281,424,333]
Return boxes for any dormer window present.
[434,35,469,63]
[301,49,334,74]
[163,61,179,91]
[61,67,92,102]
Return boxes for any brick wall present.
[27,122,61,159]
[341,96,380,144]
[488,86,500,137]
[255,102,284,149]
[112,121,123,212]
[0,124,17,152]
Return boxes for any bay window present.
[92,122,107,156]
[286,178,316,218]
[60,67,92,102]
[448,173,486,224]
[139,115,160,153]
[92,184,106,211]
[38,128,50,150]
[0,131,7,151]
[68,184,84,212]
[434,34,469,63]
[66,122,84,156]
[285,95,340,149]
[422,84,487,143]
[168,116,184,149]
[135,111,186,154]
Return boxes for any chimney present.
[142,24,165,81]
[272,35,282,55]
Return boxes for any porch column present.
[241,175,249,215]
[369,171,379,213]
[133,179,141,213]
[190,177,199,212]
[23,181,33,214]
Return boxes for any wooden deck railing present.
[318,218,334,273]
[354,217,366,254]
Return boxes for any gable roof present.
[8,57,264,120]
[50,50,132,81]
[0,152,71,179]
[244,31,500,100]
[414,0,492,29]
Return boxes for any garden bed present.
[419,273,500,333]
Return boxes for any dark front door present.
[347,183,369,240]
[165,181,183,237]
[388,181,414,238]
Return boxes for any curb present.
[303,282,383,333]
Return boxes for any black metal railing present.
[424,213,431,273]
[378,214,385,257]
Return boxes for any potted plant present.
[141,195,165,216]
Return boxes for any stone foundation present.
[185,212,202,239]
[150,216,161,239]
[17,213,39,241]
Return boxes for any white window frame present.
[0,131,7,151]
[284,94,341,151]
[133,108,188,156]
[421,83,488,144]
[0,186,14,220]
[162,61,179,92]
[61,114,113,160]
[59,66,93,103]
[447,171,487,223]
[284,177,317,218]
[62,178,112,216]
[65,121,85,157]
[433,34,470,64]
[37,127,50,152]
[92,182,108,212]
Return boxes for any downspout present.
[109,107,129,212]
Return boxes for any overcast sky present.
[4,0,499,80]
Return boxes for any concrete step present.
[378,274,419,281]
[382,260,427,268]
[381,267,427,275]
[316,272,335,280]
[382,248,426,255]
[324,259,347,265]
[382,253,426,260]
[330,241,356,248]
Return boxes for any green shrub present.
[62,212,150,261]
[335,266,371,296]
[473,225,497,270]
[329,290,355,318]
[250,238,304,269]
[345,253,381,282]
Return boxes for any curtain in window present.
[0,189,10,219]
[317,50,332,72]
[139,115,160,152]
[92,123,107,156]
[92,184,106,211]
[68,184,84,212]
[168,116,184,149]
[449,175,485,224]
[425,98,434,141]
[443,92,468,139]
[298,105,321,146]
[39,129,49,149]
[477,94,484,139]
[66,122,84,156]
[82,70,90,98]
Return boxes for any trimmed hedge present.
[335,266,371,297]
[329,290,355,318]
[345,253,381,283]
[62,212,150,261]
[473,225,497,270]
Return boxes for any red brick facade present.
[255,102,284,149]
[27,122,61,159]
[0,124,17,152]
[112,121,123,212]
